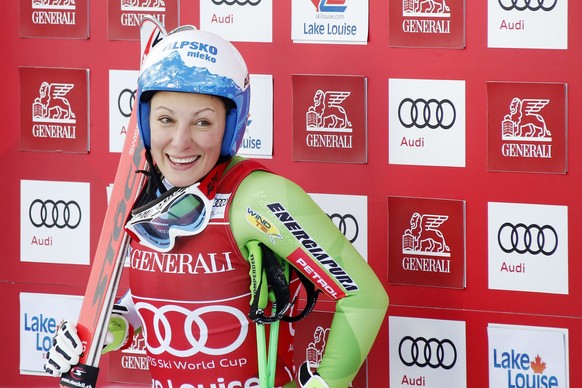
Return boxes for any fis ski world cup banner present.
[488,324,569,388]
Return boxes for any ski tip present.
[139,16,168,63]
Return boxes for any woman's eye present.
[195,119,211,127]
[159,116,173,124]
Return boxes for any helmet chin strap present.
[133,148,168,209]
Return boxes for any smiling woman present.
[43,22,388,388]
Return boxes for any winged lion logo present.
[502,97,551,140]
[402,212,450,256]
[32,82,76,123]
[306,90,352,132]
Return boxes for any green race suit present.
[227,157,389,387]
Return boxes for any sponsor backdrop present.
[3,0,582,387]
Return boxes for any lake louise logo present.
[488,324,568,388]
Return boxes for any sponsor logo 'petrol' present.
[266,202,358,297]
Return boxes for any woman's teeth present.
[169,155,197,164]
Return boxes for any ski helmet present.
[137,26,250,157]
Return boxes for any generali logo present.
[307,90,353,135]
[389,0,465,48]
[20,67,89,153]
[33,82,77,125]
[388,196,465,289]
[118,0,167,28]
[31,0,77,24]
[402,0,451,31]
[292,75,367,163]
[403,213,451,258]
[21,0,88,38]
[487,82,566,173]
[401,212,452,275]
[500,97,552,159]
[108,0,178,40]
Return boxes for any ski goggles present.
[125,182,212,252]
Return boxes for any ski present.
[59,16,167,388]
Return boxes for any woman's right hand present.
[43,320,83,377]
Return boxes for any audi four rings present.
[136,303,248,358]
[328,213,359,243]
[498,0,558,11]
[497,222,558,256]
[398,336,457,370]
[29,199,82,229]
[398,98,456,130]
[118,88,136,118]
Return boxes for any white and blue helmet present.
[137,26,250,157]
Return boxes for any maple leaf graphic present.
[531,355,547,374]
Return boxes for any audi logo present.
[213,197,228,208]
[398,336,457,370]
[29,199,82,229]
[212,0,261,5]
[328,213,359,243]
[137,303,248,357]
[118,88,136,118]
[497,222,558,256]
[398,98,456,129]
[498,0,558,11]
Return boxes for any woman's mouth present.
[168,155,199,165]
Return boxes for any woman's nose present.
[172,122,192,148]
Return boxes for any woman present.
[45,25,388,388]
